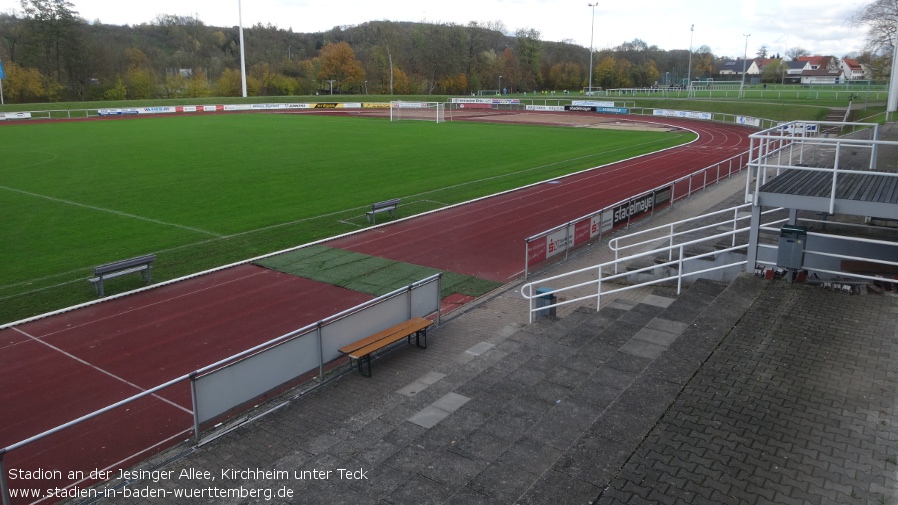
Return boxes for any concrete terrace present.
[81,170,898,505]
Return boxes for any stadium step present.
[507,274,766,503]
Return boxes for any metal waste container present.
[777,225,807,270]
[534,287,557,318]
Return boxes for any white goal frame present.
[390,101,448,123]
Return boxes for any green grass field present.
[0,113,693,323]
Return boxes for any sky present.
[0,0,874,58]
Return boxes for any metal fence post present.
[1,451,11,505]
[189,372,202,444]
[317,322,324,381]
[564,223,571,261]
[436,273,443,326]
[524,239,530,280]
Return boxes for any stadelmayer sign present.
[527,186,671,266]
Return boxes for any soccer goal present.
[390,101,448,123]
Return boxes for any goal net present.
[390,101,448,123]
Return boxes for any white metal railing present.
[608,204,781,272]
[522,200,898,322]
[755,226,898,285]
[747,121,898,214]
[520,204,786,323]
[524,151,751,278]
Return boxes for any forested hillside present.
[0,0,756,103]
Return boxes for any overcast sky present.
[0,0,874,58]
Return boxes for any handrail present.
[520,205,788,323]
[524,150,751,278]
[607,205,788,273]
[523,199,898,323]
[747,120,898,215]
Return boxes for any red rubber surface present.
[329,116,753,281]
[1,265,372,503]
[0,114,752,504]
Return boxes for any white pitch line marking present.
[11,327,192,415]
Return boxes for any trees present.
[3,62,45,102]
[317,42,365,93]
[514,28,542,91]
[852,0,898,54]
[761,59,787,83]
[0,11,873,103]
[547,61,583,91]
[18,0,83,97]
[786,47,810,60]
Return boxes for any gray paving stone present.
[94,175,898,505]
[408,405,452,429]
[631,327,679,346]
[432,392,471,412]
[644,317,689,335]
[640,294,676,308]
[618,338,667,359]
[465,342,495,356]
[605,299,637,311]
[396,371,447,397]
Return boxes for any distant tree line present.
[0,0,893,104]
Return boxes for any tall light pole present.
[739,33,751,99]
[498,75,503,94]
[0,59,5,105]
[686,24,694,97]
[238,0,247,98]
[588,2,598,94]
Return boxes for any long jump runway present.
[0,115,752,503]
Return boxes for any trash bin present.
[776,225,807,270]
[534,287,557,319]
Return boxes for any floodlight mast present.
[588,2,598,94]
[239,0,247,98]
[687,24,694,97]
[739,33,750,99]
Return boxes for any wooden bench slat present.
[337,318,423,354]
[348,319,432,359]
[341,317,433,377]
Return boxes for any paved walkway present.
[87,173,898,505]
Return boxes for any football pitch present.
[0,112,694,322]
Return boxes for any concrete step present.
[512,275,766,503]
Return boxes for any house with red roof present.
[840,58,868,80]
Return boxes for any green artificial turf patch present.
[255,245,502,299]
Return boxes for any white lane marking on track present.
[31,268,271,340]
[11,326,193,415]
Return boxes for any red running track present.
[330,116,753,281]
[1,265,372,503]
[0,115,752,504]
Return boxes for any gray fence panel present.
[194,331,319,423]
[320,293,409,360]
[411,279,440,317]
[191,276,440,427]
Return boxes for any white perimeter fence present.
[0,274,442,505]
